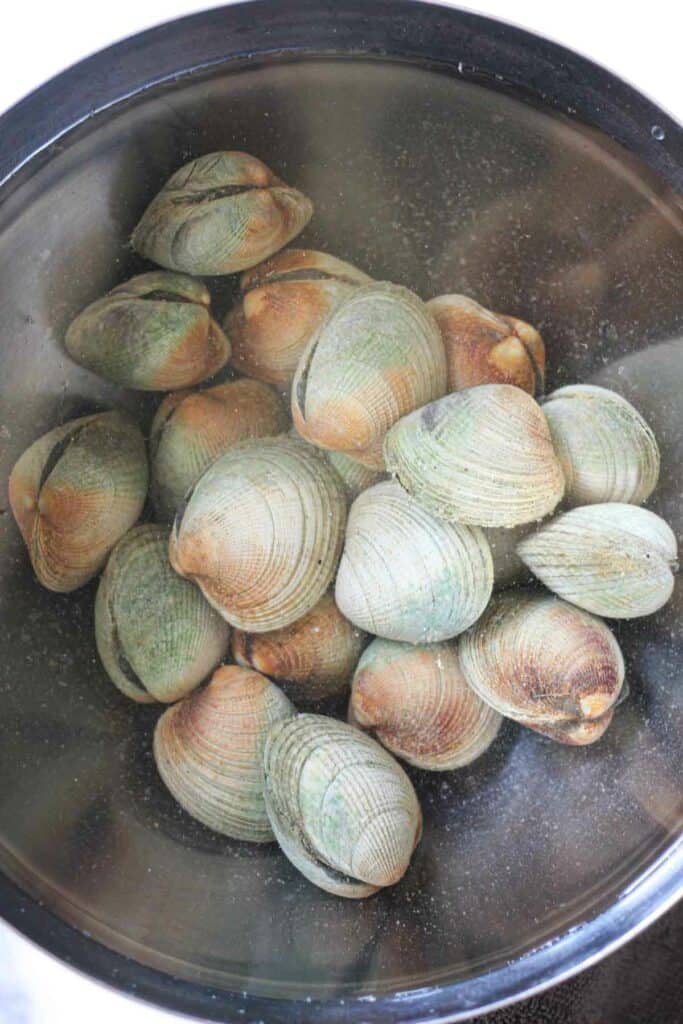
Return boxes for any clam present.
[350,638,502,770]
[8,411,148,592]
[263,714,422,897]
[154,665,295,842]
[384,383,565,527]
[335,480,493,643]
[170,435,347,631]
[132,151,313,276]
[325,450,385,502]
[459,591,625,745]
[95,525,230,703]
[542,384,660,506]
[292,282,447,468]
[150,378,288,521]
[427,294,545,394]
[226,249,371,388]
[232,592,365,703]
[517,503,678,619]
[64,272,230,391]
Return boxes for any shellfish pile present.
[8,150,676,899]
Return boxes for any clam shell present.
[132,151,313,276]
[227,249,371,387]
[263,714,422,897]
[8,411,148,592]
[350,638,502,770]
[292,282,447,468]
[325,450,385,502]
[65,271,230,391]
[517,503,678,618]
[542,384,660,506]
[459,591,625,745]
[384,383,565,527]
[95,525,229,703]
[335,480,493,643]
[150,378,288,521]
[154,665,295,842]
[232,592,365,703]
[170,435,347,631]
[427,294,545,394]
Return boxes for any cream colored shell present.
[384,384,565,527]
[170,435,347,632]
[154,665,295,842]
[542,384,659,506]
[335,480,493,643]
[263,714,422,897]
[350,638,502,770]
[517,503,677,619]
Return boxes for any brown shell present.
[232,592,366,703]
[350,638,502,770]
[458,590,625,746]
[428,294,545,394]
[226,250,371,388]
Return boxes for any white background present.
[0,2,680,1022]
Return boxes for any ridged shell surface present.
[154,665,295,842]
[517,503,677,618]
[292,282,447,468]
[150,378,288,521]
[8,411,148,592]
[263,714,422,897]
[384,384,565,527]
[459,591,625,745]
[170,435,347,631]
[335,480,493,643]
[227,249,371,387]
[324,450,385,502]
[95,525,229,703]
[233,592,365,703]
[132,152,313,276]
[542,384,660,506]
[351,638,502,769]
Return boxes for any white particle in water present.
[651,125,666,141]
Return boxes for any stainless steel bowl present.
[0,2,681,1020]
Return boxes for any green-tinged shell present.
[263,714,422,897]
[132,151,313,276]
[150,378,288,521]
[232,592,365,703]
[335,480,493,643]
[542,384,660,506]
[8,411,148,592]
[226,249,371,388]
[325,450,385,502]
[292,282,447,468]
[459,591,625,745]
[170,435,347,631]
[64,272,230,391]
[384,383,565,527]
[427,294,545,394]
[154,666,295,842]
[517,504,678,619]
[350,639,502,770]
[95,525,229,703]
